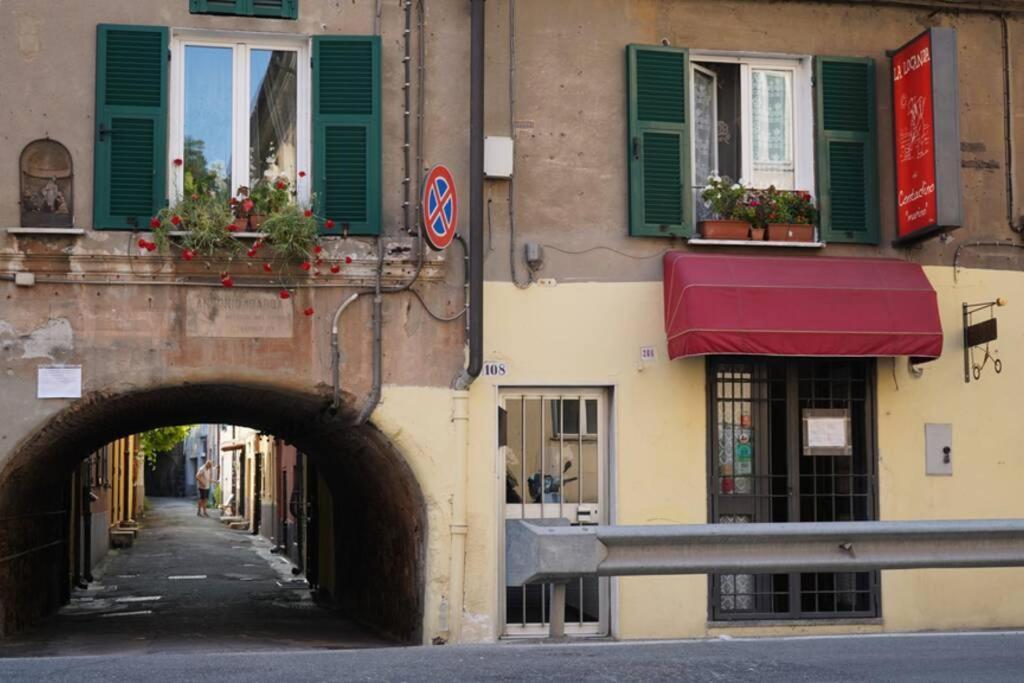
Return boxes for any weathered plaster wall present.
[479,0,1024,283]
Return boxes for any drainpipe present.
[1000,15,1021,234]
[448,0,485,644]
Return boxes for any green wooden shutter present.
[190,0,297,19]
[253,0,298,19]
[93,25,168,230]
[627,45,692,238]
[313,36,381,235]
[815,57,879,244]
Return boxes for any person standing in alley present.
[195,461,213,517]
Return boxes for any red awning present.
[663,252,943,360]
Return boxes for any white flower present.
[731,183,740,190]
[712,174,721,183]
[738,178,747,186]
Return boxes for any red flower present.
[230,197,239,205]
[276,181,287,190]
[149,217,161,229]
[303,307,315,317]
[330,264,341,274]
[247,247,257,257]
[242,199,254,212]
[137,238,148,248]
[146,241,157,252]
[298,171,307,178]
[173,158,183,167]
[182,249,195,261]
[170,215,181,226]
[303,209,313,218]
[313,245,323,254]
[228,224,240,233]
[279,289,290,300]
[345,256,353,264]
[221,275,234,288]
[325,219,336,230]
[263,262,273,273]
[300,261,311,271]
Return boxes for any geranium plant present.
[144,170,348,314]
[700,175,749,221]
[249,175,293,216]
[773,190,818,225]
[150,193,238,257]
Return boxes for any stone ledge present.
[4,228,85,236]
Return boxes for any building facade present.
[1,0,1023,643]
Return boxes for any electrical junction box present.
[484,136,514,178]
[925,423,953,476]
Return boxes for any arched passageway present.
[0,383,426,643]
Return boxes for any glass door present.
[500,390,608,637]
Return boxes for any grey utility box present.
[925,423,953,476]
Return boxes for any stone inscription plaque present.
[186,290,293,338]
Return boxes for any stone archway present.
[0,382,426,642]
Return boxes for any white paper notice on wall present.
[807,418,847,448]
[37,365,82,399]
[802,409,852,456]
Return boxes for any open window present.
[627,44,879,244]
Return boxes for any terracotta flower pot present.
[698,220,750,240]
[767,223,815,242]
[750,227,766,241]
[249,214,266,230]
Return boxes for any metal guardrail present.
[506,518,1024,637]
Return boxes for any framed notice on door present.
[802,408,852,456]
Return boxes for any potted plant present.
[261,204,320,262]
[698,175,752,240]
[249,175,293,230]
[230,186,252,232]
[766,190,817,242]
[150,193,236,257]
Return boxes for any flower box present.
[698,220,750,241]
[767,223,815,242]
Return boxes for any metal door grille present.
[709,358,879,620]
[501,391,607,637]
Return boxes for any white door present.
[500,389,609,637]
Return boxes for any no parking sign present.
[421,165,458,251]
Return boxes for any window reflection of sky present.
[184,46,232,175]
[250,50,272,110]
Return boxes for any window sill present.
[707,617,883,629]
[5,227,85,236]
[687,238,825,249]
[168,231,265,239]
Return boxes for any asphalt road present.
[0,497,387,657]
[1,631,1024,681]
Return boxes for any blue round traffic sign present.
[421,165,458,250]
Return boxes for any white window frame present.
[689,52,814,195]
[168,30,311,204]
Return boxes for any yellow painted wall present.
[455,267,1024,642]
[878,265,1024,631]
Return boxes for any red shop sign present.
[890,28,962,244]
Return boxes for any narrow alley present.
[0,498,389,657]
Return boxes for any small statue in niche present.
[39,177,67,213]
[19,139,73,227]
